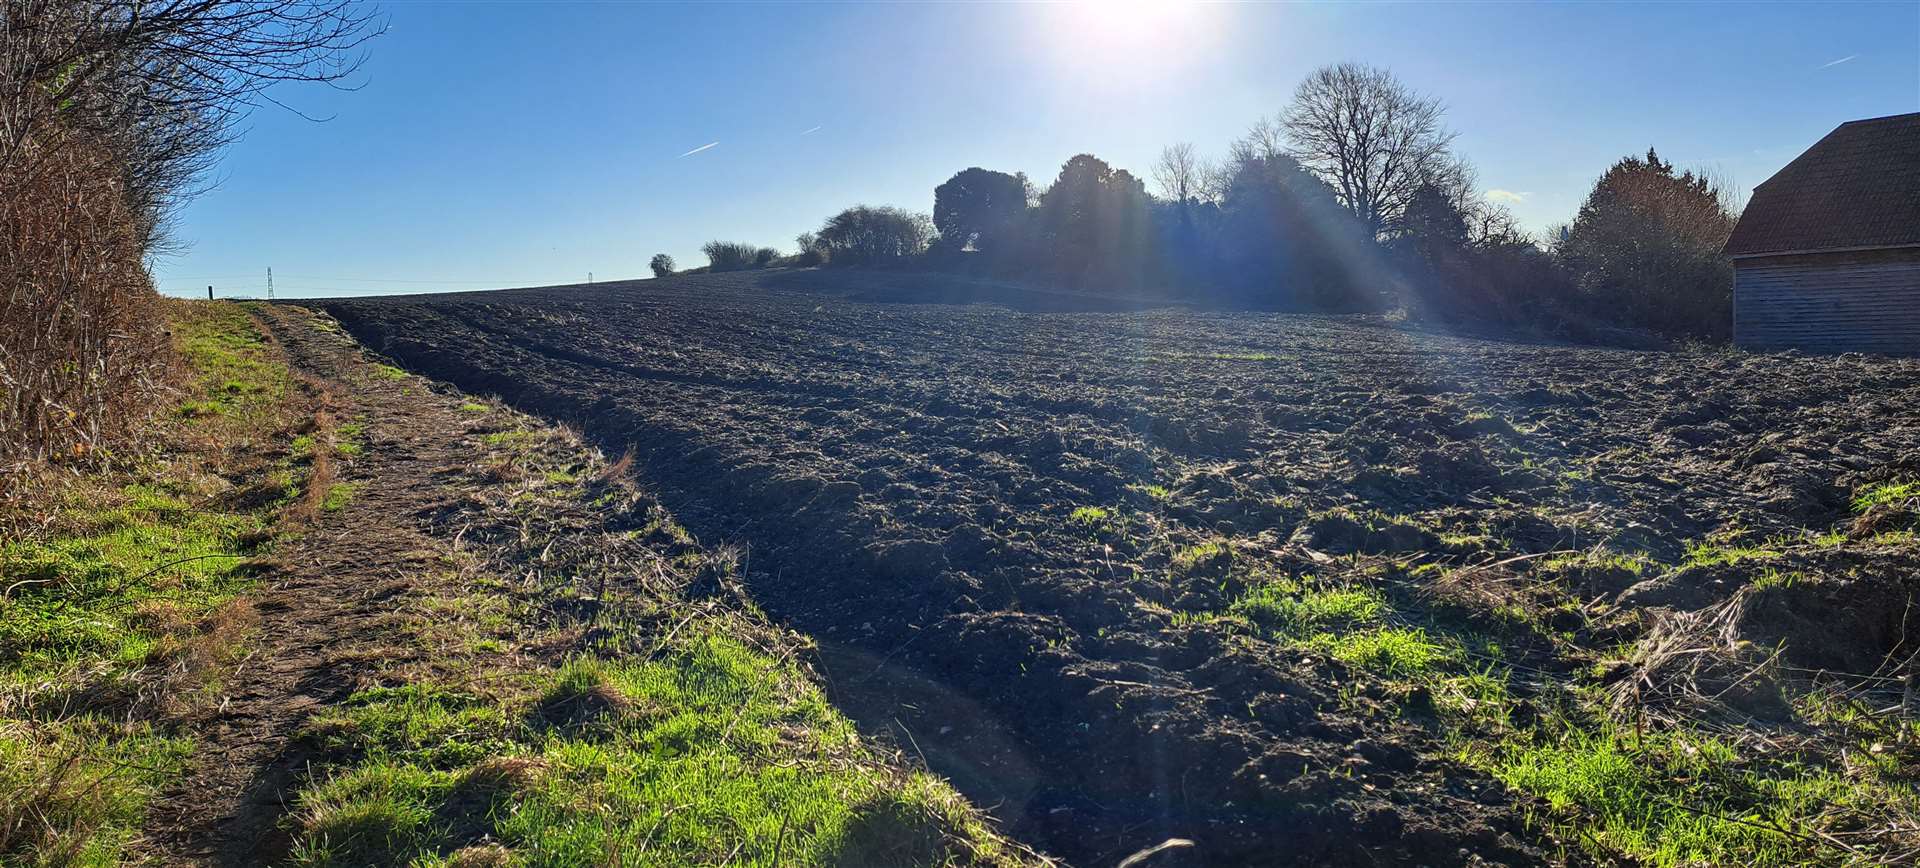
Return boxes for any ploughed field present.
[318,270,1920,867]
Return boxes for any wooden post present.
[207,285,213,300]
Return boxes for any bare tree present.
[0,0,379,464]
[1282,62,1457,236]
[1152,142,1205,203]
[1228,116,1285,165]
[2,0,382,239]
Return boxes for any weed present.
[1312,628,1457,678]
[481,429,536,450]
[1231,583,1379,632]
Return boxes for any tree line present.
[676,62,1737,342]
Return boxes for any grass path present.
[135,304,1038,866]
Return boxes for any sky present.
[153,0,1920,299]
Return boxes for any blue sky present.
[154,1,1920,299]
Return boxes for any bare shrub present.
[702,240,762,272]
[0,136,170,467]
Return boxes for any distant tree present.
[1559,149,1736,338]
[755,246,780,267]
[1396,183,1470,259]
[1387,181,1573,324]
[702,240,762,272]
[1152,143,1211,204]
[1034,154,1155,286]
[933,168,1029,254]
[1211,152,1377,308]
[1282,62,1458,237]
[1230,117,1286,165]
[794,232,827,266]
[1466,202,1529,248]
[815,205,933,265]
[649,253,676,278]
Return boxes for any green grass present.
[0,301,299,865]
[0,720,194,867]
[1228,581,1458,678]
[1747,569,1801,592]
[457,402,490,413]
[1217,565,1913,865]
[1683,540,1781,568]
[1852,479,1917,513]
[322,482,360,512]
[1486,719,1913,868]
[1170,539,1230,573]
[481,429,537,450]
[370,363,410,381]
[1130,483,1173,501]
[290,630,1013,867]
[1068,505,1111,526]
[1189,507,1913,867]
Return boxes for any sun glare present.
[1035,1,1223,84]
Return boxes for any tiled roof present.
[1724,113,1920,257]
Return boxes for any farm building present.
[1724,112,1920,353]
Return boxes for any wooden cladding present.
[1734,249,1920,354]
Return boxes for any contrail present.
[801,125,822,135]
[678,141,719,157]
[1817,54,1858,69]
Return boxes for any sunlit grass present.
[1852,480,1917,513]
[0,301,299,865]
[291,632,1012,867]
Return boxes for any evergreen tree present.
[1559,149,1736,338]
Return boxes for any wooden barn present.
[1724,112,1920,353]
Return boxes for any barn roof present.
[1724,112,1920,258]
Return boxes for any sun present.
[1033,1,1224,85]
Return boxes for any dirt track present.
[314,269,1920,866]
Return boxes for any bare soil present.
[313,269,1920,866]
